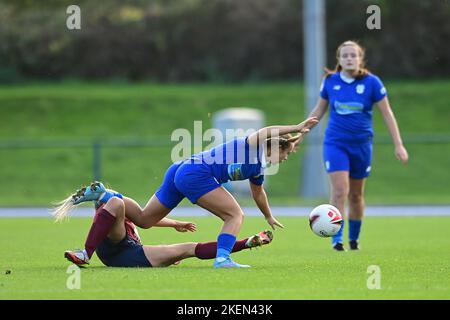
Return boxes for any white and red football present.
[309,204,343,237]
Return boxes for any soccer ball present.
[309,204,343,237]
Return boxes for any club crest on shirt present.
[356,84,365,94]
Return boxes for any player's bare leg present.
[102,197,127,243]
[197,187,244,238]
[122,195,172,229]
[196,187,250,268]
[143,230,274,267]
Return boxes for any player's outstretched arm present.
[250,182,284,230]
[247,117,318,147]
[154,218,197,232]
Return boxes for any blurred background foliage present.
[0,0,449,83]
[0,0,449,206]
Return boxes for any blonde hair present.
[51,195,76,222]
[51,184,115,221]
[325,40,370,79]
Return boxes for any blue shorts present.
[155,161,185,209]
[155,160,221,208]
[323,141,373,179]
[96,234,152,268]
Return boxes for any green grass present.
[0,81,449,206]
[0,216,449,299]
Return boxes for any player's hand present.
[292,134,305,153]
[266,216,284,230]
[395,144,409,165]
[296,117,319,133]
[174,221,197,232]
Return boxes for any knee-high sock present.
[349,219,362,241]
[216,233,237,259]
[194,238,248,260]
[84,208,116,259]
[332,220,345,246]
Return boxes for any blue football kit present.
[320,72,387,179]
[320,71,387,246]
[154,136,266,264]
[156,137,265,209]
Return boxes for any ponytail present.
[51,184,116,221]
[51,195,76,222]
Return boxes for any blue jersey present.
[320,72,387,143]
[192,137,265,185]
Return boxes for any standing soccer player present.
[304,40,409,251]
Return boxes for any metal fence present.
[1,134,449,183]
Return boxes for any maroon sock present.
[84,208,116,259]
[194,238,249,260]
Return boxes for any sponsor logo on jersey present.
[334,101,364,115]
[333,85,341,91]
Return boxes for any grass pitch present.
[0,215,449,300]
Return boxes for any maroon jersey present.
[124,218,142,245]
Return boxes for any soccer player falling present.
[54,116,318,268]
[54,190,273,268]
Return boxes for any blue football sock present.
[98,191,123,204]
[332,219,345,246]
[216,233,237,259]
[349,219,362,242]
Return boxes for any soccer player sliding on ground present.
[55,195,273,268]
[54,116,318,268]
